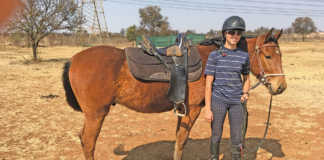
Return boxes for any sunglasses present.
[226,30,243,36]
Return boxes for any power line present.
[105,0,324,17]
[202,0,324,8]
[106,0,324,15]
[229,0,324,6]
[290,0,324,3]
[160,0,324,13]
[105,0,324,8]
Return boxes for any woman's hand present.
[204,108,213,122]
[240,93,249,103]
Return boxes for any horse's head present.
[249,28,287,95]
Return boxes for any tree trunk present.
[32,41,39,61]
[302,33,305,42]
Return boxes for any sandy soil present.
[0,41,324,160]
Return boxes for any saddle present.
[125,34,202,116]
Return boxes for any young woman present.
[204,16,250,160]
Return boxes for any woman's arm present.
[241,74,250,102]
[205,75,214,122]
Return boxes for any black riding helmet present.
[222,16,246,32]
[221,16,248,51]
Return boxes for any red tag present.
[222,52,227,57]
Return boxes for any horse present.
[0,0,24,25]
[62,28,287,160]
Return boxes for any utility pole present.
[78,0,109,43]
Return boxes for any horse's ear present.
[275,29,283,40]
[264,28,274,42]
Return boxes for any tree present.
[126,25,137,41]
[139,5,170,36]
[9,0,83,60]
[206,29,217,38]
[159,21,176,35]
[254,27,270,35]
[284,27,294,34]
[292,17,317,41]
[120,28,126,37]
[185,29,196,35]
[245,30,256,36]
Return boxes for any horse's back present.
[69,45,125,111]
[71,45,125,65]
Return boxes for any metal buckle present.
[173,102,187,117]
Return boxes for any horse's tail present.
[62,61,82,112]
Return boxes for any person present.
[204,16,250,160]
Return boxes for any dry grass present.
[0,42,324,160]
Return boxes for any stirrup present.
[173,102,187,117]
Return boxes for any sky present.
[99,0,324,33]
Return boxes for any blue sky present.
[101,0,324,33]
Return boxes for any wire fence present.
[0,32,323,49]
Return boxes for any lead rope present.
[242,42,283,159]
[242,94,273,160]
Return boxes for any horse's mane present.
[199,37,223,47]
[199,35,258,52]
[199,35,257,46]
[264,35,278,44]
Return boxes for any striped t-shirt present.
[204,47,250,104]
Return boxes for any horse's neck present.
[197,43,262,78]
[246,38,256,55]
[197,45,218,62]
[246,38,261,77]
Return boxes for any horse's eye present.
[265,55,272,59]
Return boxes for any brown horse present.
[62,29,286,160]
[0,0,23,26]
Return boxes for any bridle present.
[242,39,286,159]
[250,42,286,93]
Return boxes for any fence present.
[135,34,206,47]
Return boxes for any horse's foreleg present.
[173,105,201,160]
[80,108,109,160]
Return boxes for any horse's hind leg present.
[173,105,201,160]
[80,107,110,160]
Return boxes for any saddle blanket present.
[124,46,202,82]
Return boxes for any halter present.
[242,40,286,160]
[250,42,286,92]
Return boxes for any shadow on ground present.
[114,138,285,160]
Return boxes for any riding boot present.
[209,142,220,160]
[231,145,242,160]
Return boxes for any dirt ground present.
[0,41,324,160]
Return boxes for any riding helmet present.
[222,16,246,31]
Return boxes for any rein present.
[242,94,273,160]
[242,42,284,159]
